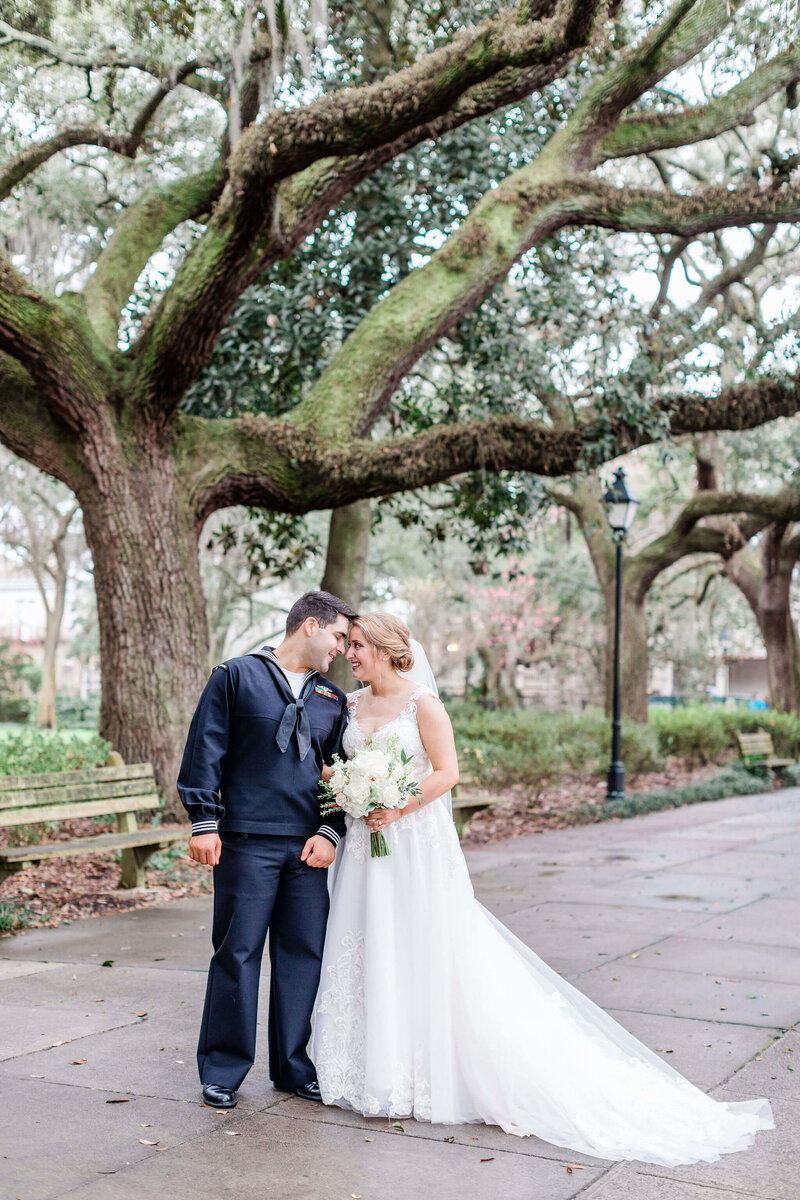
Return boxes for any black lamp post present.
[603,467,639,801]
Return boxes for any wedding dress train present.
[310,688,774,1166]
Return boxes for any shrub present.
[451,705,663,789]
[55,694,101,728]
[0,898,32,933]
[0,729,110,776]
[650,706,730,765]
[568,765,768,826]
[778,762,800,787]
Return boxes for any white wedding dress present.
[310,687,774,1165]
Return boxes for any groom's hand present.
[301,835,336,869]
[188,833,222,867]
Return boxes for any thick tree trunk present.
[603,582,649,723]
[80,444,209,816]
[321,500,371,690]
[760,604,800,712]
[723,529,800,712]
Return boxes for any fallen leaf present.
[72,1059,87,1065]
[480,1157,494,1163]
[224,1131,240,1136]
[392,1122,404,1132]
[106,1099,130,1104]
[138,1139,159,1146]
[630,952,639,958]
[443,1136,455,1143]
[566,1164,586,1172]
[140,1124,153,1129]
[364,1138,375,1142]
[101,960,114,968]
[135,1011,148,1017]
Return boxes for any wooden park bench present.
[451,772,498,838]
[0,758,186,889]
[734,729,795,773]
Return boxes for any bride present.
[310,613,774,1166]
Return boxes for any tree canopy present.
[2,0,799,791]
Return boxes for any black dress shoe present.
[292,1080,323,1102]
[202,1083,238,1108]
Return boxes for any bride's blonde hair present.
[353,613,415,673]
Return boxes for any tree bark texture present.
[723,525,800,712]
[36,582,66,728]
[321,500,371,690]
[79,441,209,812]
[602,581,649,723]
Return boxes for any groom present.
[178,590,356,1109]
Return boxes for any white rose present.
[351,748,391,782]
[377,779,401,809]
[344,774,371,816]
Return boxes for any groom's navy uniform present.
[177,648,347,1092]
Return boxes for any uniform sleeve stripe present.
[191,820,219,834]
[317,825,341,847]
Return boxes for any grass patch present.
[0,728,110,775]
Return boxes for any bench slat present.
[0,777,159,812]
[736,732,774,747]
[0,763,154,793]
[0,794,160,827]
[0,826,186,864]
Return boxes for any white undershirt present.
[280,667,308,698]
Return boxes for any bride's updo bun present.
[354,613,415,672]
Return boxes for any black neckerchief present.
[247,647,318,761]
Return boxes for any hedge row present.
[450,703,800,790]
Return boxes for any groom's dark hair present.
[286,591,357,634]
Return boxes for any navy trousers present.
[197,833,330,1092]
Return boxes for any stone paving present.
[2,786,799,1199]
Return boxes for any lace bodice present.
[342,685,434,787]
[339,686,440,863]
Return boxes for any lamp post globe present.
[602,467,639,801]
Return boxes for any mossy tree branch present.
[0,354,86,489]
[596,45,800,164]
[0,253,111,429]
[549,0,746,170]
[84,166,223,349]
[130,0,605,418]
[292,173,800,442]
[177,371,800,522]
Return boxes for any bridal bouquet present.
[320,735,421,857]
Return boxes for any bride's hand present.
[366,806,400,831]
